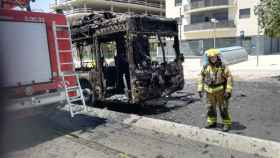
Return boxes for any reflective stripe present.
[227,85,232,89]
[223,121,232,125]
[204,84,224,93]
[207,117,217,124]
[198,84,203,91]
[226,85,233,92]
[223,116,232,125]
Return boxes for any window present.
[175,0,182,6]
[213,11,228,21]
[239,8,250,19]
[190,9,228,24]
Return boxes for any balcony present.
[62,8,93,16]
[191,0,229,9]
[184,0,235,12]
[51,0,164,9]
[105,0,162,8]
[184,20,235,32]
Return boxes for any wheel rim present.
[82,88,92,102]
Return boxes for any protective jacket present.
[198,62,233,94]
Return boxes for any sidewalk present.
[183,55,280,80]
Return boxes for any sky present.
[30,0,54,12]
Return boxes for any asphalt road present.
[149,78,280,142]
[92,70,280,142]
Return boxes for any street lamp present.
[211,18,219,48]
[178,7,183,41]
[257,12,261,67]
[175,7,183,56]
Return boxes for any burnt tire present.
[80,80,94,106]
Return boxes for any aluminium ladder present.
[52,22,88,117]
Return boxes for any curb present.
[86,107,280,158]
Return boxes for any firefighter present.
[198,48,233,132]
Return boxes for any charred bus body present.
[71,12,184,104]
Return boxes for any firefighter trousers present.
[206,90,232,127]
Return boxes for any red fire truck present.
[0,2,87,117]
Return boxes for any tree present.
[254,0,280,37]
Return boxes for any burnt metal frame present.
[92,17,181,103]
[71,13,183,103]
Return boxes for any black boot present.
[222,125,231,132]
[205,123,217,129]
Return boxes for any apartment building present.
[167,0,280,55]
[51,0,165,24]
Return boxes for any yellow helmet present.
[206,49,220,57]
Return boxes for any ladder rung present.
[56,25,68,28]
[66,86,79,90]
[70,97,82,102]
[62,71,76,75]
[69,95,81,100]
[73,109,86,115]
[63,73,76,77]
[59,50,72,53]
[61,62,73,65]
[56,38,69,40]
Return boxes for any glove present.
[224,92,231,99]
[198,91,203,98]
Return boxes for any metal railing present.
[190,0,229,9]
[63,8,94,15]
[184,20,235,32]
[52,0,164,9]
[105,0,162,8]
[58,0,71,3]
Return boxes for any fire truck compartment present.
[0,21,52,87]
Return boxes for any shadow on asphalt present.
[271,75,280,81]
[94,102,180,116]
[93,96,198,116]
[2,105,107,154]
[216,122,247,131]
[231,121,247,130]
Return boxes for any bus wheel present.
[80,80,94,106]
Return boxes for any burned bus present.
[71,12,184,104]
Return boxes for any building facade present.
[167,0,280,55]
[51,0,165,24]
